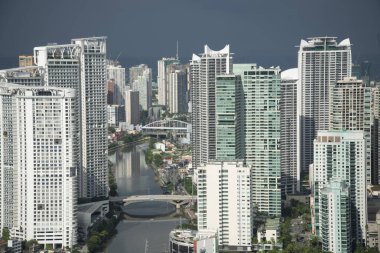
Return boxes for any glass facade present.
[233,64,281,217]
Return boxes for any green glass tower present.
[215,75,242,161]
[233,64,281,216]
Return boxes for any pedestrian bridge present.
[109,194,195,208]
[141,120,191,136]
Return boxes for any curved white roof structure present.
[339,38,351,46]
[281,68,298,80]
[192,53,201,61]
[204,44,230,55]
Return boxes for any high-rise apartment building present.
[280,68,299,195]
[215,75,241,161]
[157,57,180,107]
[312,130,367,244]
[125,90,140,126]
[297,37,352,187]
[0,84,77,248]
[107,62,126,106]
[167,64,188,113]
[190,45,232,169]
[233,64,281,217]
[0,66,44,86]
[33,37,108,198]
[320,179,352,253]
[130,64,152,111]
[329,77,372,184]
[71,37,108,198]
[18,55,34,67]
[197,161,251,251]
[372,85,380,184]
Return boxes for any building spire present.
[176,40,179,60]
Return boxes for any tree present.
[24,239,38,252]
[153,154,163,167]
[355,245,380,253]
[2,227,10,241]
[108,126,116,133]
[87,234,101,253]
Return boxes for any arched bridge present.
[109,194,195,208]
[141,119,192,137]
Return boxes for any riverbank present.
[108,136,150,153]
[102,141,195,253]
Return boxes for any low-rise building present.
[367,199,380,250]
[169,229,218,253]
[77,200,110,240]
[169,229,196,253]
[257,218,280,244]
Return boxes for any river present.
[105,143,182,253]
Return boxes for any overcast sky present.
[1,0,379,78]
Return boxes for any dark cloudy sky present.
[1,0,380,78]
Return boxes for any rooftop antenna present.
[115,51,123,63]
[176,40,179,60]
[145,239,149,253]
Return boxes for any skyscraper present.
[0,84,77,248]
[107,62,126,106]
[297,37,352,187]
[320,179,352,253]
[157,57,180,107]
[197,161,251,251]
[18,55,34,67]
[34,37,108,198]
[372,85,380,184]
[125,90,140,126]
[233,64,281,217]
[312,130,367,244]
[329,77,372,184]
[190,45,232,169]
[215,75,241,161]
[166,64,188,113]
[130,64,152,111]
[280,68,299,196]
[0,66,44,86]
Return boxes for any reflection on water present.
[105,219,181,253]
[108,143,162,196]
[106,143,182,253]
[123,201,176,218]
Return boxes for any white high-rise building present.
[130,64,152,111]
[0,84,77,249]
[329,77,372,184]
[280,68,299,195]
[197,161,251,251]
[0,66,44,86]
[157,57,180,107]
[312,130,367,244]
[297,37,352,188]
[33,37,109,198]
[190,45,232,169]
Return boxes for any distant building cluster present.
[187,38,380,253]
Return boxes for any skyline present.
[1,0,380,77]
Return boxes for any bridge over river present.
[109,194,195,208]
